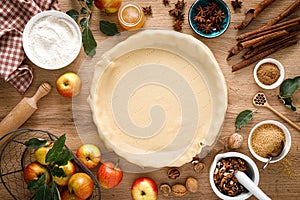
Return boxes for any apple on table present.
[68,172,94,199]
[97,161,123,189]
[56,72,82,98]
[76,144,101,169]
[94,0,122,13]
[131,177,158,200]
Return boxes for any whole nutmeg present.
[160,183,171,197]
[186,177,199,193]
[172,184,187,197]
[228,133,243,149]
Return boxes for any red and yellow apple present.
[131,177,158,200]
[56,72,82,98]
[23,162,51,184]
[61,190,84,200]
[34,141,54,165]
[97,161,123,189]
[68,173,94,199]
[53,161,76,186]
[76,144,101,169]
[94,0,122,13]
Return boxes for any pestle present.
[235,171,271,200]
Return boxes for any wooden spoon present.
[262,140,284,170]
[252,92,300,132]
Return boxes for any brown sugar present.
[257,62,280,85]
[250,124,285,158]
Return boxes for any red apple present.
[76,144,101,169]
[68,173,94,199]
[53,161,76,186]
[23,162,51,184]
[34,141,54,165]
[61,190,84,200]
[131,177,158,200]
[56,72,82,98]
[94,0,122,13]
[97,161,123,189]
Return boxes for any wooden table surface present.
[1,0,300,199]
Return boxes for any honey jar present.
[118,3,145,30]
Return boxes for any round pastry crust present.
[88,30,227,168]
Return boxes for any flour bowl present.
[23,10,81,70]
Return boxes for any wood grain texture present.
[0,0,299,199]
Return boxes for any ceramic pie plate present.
[73,30,227,172]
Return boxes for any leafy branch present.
[25,134,72,200]
[67,0,97,57]
[278,76,300,111]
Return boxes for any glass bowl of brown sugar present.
[248,120,291,164]
[253,58,285,90]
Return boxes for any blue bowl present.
[188,0,230,38]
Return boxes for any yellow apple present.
[53,161,77,186]
[34,141,54,165]
[68,173,94,199]
[23,162,51,184]
[56,72,82,98]
[94,0,122,13]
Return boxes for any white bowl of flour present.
[23,10,81,70]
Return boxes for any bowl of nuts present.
[188,0,230,38]
[209,152,259,199]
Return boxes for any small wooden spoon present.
[262,140,284,170]
[252,92,300,132]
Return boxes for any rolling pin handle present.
[32,82,52,103]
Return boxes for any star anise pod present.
[231,0,242,11]
[169,8,182,18]
[195,6,206,17]
[194,15,206,23]
[214,10,225,23]
[206,2,219,14]
[143,6,152,15]
[198,21,213,34]
[175,0,186,10]
[163,0,170,6]
[173,19,183,32]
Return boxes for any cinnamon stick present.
[236,17,300,41]
[260,0,300,29]
[235,0,277,30]
[243,30,300,59]
[238,30,289,49]
[232,39,299,72]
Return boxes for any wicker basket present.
[0,129,101,200]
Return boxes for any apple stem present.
[115,159,120,169]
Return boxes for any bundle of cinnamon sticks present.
[228,0,300,72]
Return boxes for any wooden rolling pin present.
[0,82,52,145]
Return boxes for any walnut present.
[168,168,180,179]
[172,184,187,197]
[160,183,171,197]
[185,177,199,193]
[193,162,205,174]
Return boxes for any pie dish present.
[88,30,227,168]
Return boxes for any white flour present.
[27,15,80,68]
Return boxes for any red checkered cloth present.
[0,0,59,94]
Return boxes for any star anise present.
[205,2,219,15]
[231,0,242,11]
[169,8,182,18]
[143,6,152,15]
[194,15,206,23]
[214,10,225,23]
[163,0,170,6]
[175,0,186,10]
[173,20,183,31]
[198,21,214,34]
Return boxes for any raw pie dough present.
[88,30,227,168]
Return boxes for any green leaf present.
[53,149,73,166]
[80,18,89,28]
[45,134,66,163]
[81,7,88,14]
[82,25,97,57]
[35,184,51,200]
[52,166,66,178]
[51,183,60,200]
[100,20,119,36]
[86,0,94,7]
[278,96,297,111]
[279,76,300,97]
[66,9,80,21]
[28,174,46,190]
[235,110,253,131]
[24,138,47,149]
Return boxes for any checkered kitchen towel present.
[0,0,59,94]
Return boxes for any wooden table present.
[1,0,300,199]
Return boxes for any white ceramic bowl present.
[253,58,285,90]
[23,10,81,70]
[248,120,291,163]
[209,152,259,200]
